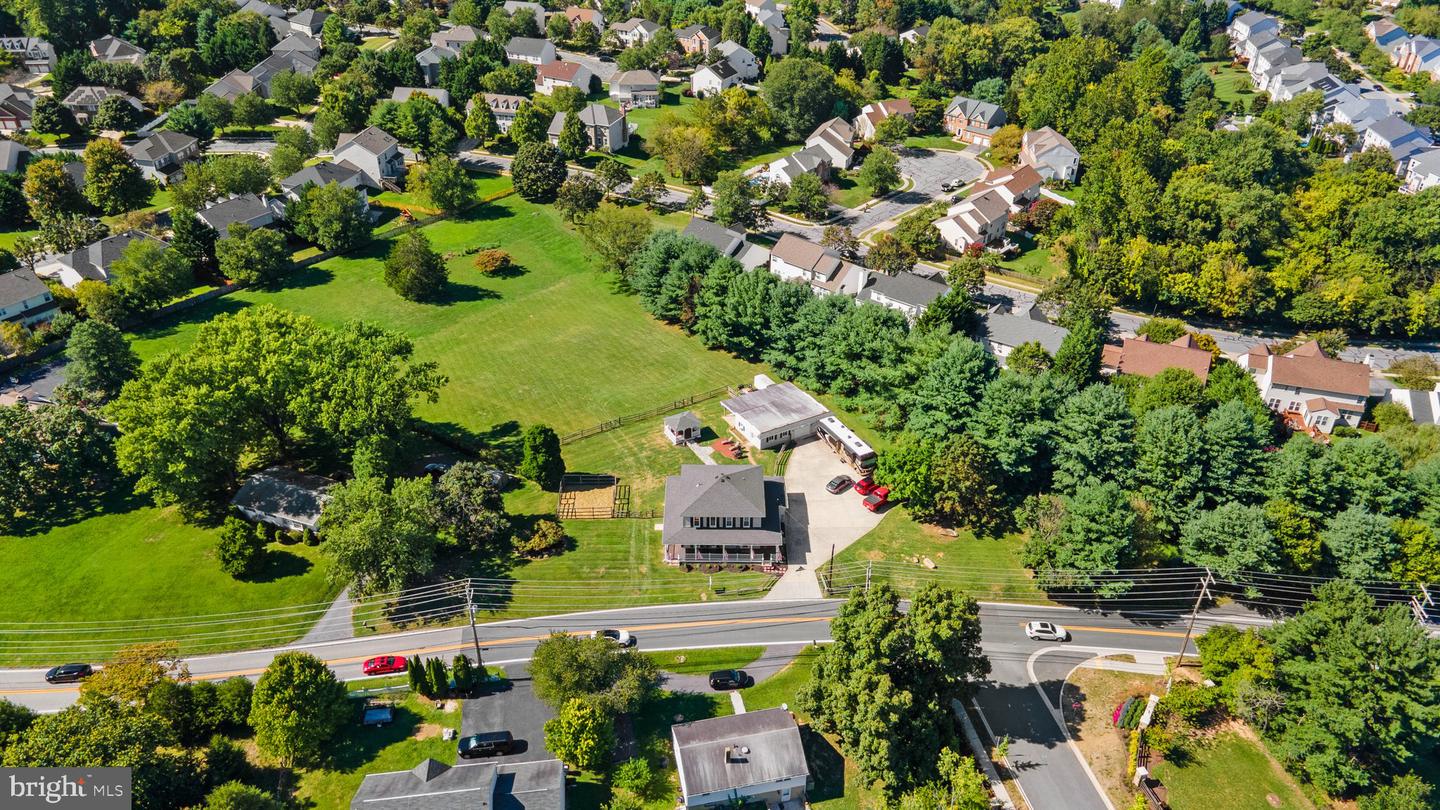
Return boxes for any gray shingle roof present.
[662,465,786,547]
[672,709,808,800]
[664,410,701,431]
[862,270,948,310]
[676,24,719,40]
[196,194,282,234]
[336,125,399,155]
[417,44,457,65]
[0,267,49,307]
[127,131,197,162]
[980,306,1070,353]
[682,217,746,257]
[0,139,29,173]
[698,59,737,80]
[505,36,552,58]
[610,69,660,89]
[578,103,624,126]
[57,230,164,283]
[231,467,335,528]
[272,33,321,53]
[351,758,566,810]
[667,465,767,518]
[281,161,369,192]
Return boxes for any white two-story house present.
[1237,341,1371,435]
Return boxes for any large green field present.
[0,493,338,664]
[131,181,761,437]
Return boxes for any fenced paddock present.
[556,474,656,519]
[558,385,737,444]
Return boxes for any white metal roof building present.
[721,378,832,449]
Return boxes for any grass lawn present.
[646,646,764,674]
[1067,665,1313,810]
[293,693,462,809]
[371,172,513,216]
[360,35,394,50]
[459,513,774,619]
[129,179,762,437]
[904,134,964,151]
[602,84,694,144]
[829,172,873,210]
[0,227,39,251]
[0,492,338,665]
[1153,732,1316,810]
[824,509,1051,605]
[1203,60,1254,106]
[997,232,1064,281]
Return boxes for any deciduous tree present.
[511,142,567,201]
[249,651,349,767]
[64,319,139,401]
[383,230,449,302]
[216,223,289,287]
[797,585,987,796]
[544,698,614,772]
[858,145,901,195]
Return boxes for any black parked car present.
[825,475,853,494]
[709,669,751,690]
[459,731,515,759]
[44,663,93,684]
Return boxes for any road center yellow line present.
[0,616,832,695]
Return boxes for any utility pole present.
[864,560,872,594]
[465,580,484,669]
[827,544,835,596]
[1167,568,1214,693]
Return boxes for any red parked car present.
[362,655,408,676]
[863,487,891,513]
[854,478,878,496]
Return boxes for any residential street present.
[0,598,1252,810]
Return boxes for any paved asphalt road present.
[0,599,1227,810]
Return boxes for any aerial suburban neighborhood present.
[1,0,1440,808]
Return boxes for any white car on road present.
[590,629,635,647]
[1024,621,1070,642]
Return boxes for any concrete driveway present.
[461,679,556,763]
[766,439,885,599]
[766,146,985,242]
[558,49,617,84]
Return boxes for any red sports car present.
[362,655,408,676]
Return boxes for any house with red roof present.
[1100,334,1214,382]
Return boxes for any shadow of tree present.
[801,726,847,803]
[6,486,150,538]
[322,702,425,772]
[241,548,315,583]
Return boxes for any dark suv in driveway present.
[458,731,515,759]
[708,669,752,690]
[44,663,93,684]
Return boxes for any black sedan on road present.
[825,475,853,494]
[44,663,93,684]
